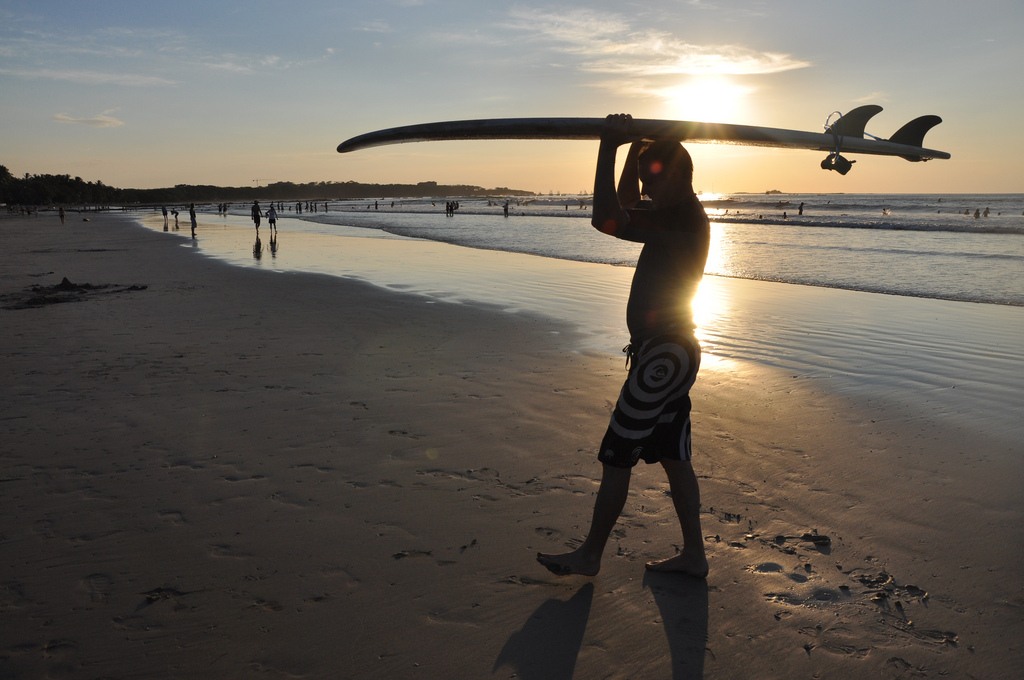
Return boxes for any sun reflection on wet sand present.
[692,275,736,372]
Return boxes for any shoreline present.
[139,211,1024,444]
[1,214,1020,678]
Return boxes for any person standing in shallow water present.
[251,200,262,232]
[266,204,277,233]
[537,113,711,578]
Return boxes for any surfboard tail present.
[819,107,948,168]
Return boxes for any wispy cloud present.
[355,21,393,33]
[0,67,176,87]
[204,56,256,73]
[505,6,809,77]
[53,109,125,128]
[1,21,329,88]
[0,24,187,73]
[854,91,888,104]
[201,48,335,74]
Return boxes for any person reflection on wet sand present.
[253,236,263,260]
[269,231,277,258]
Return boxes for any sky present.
[1,0,1022,195]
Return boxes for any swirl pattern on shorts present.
[609,338,697,441]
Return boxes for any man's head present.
[638,141,694,201]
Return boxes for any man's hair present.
[639,141,694,186]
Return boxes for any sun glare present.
[690,273,734,372]
[661,76,750,122]
[691,224,724,330]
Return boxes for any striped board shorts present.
[598,332,701,468]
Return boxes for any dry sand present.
[1,212,1020,678]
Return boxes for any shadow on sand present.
[493,583,593,679]
[494,574,707,679]
[644,570,709,679]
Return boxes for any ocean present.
[245,192,1024,307]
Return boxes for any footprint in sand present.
[251,598,284,612]
[748,562,785,574]
[158,509,186,524]
[136,586,195,612]
[209,544,252,559]
[388,429,421,439]
[42,638,79,665]
[290,463,336,473]
[0,580,30,610]
[798,624,870,658]
[81,573,114,604]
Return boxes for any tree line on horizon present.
[0,165,533,207]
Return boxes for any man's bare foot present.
[644,552,709,578]
[536,551,600,577]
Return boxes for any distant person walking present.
[189,203,197,238]
[267,204,278,232]
[162,206,168,230]
[59,206,65,225]
[251,200,262,231]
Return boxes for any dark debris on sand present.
[2,276,147,310]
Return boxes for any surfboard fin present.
[827,105,884,138]
[889,115,943,161]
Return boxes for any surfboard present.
[337,106,950,165]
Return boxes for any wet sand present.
[1,212,1020,678]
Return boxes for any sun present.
[661,76,750,122]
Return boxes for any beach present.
[1,212,1021,678]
